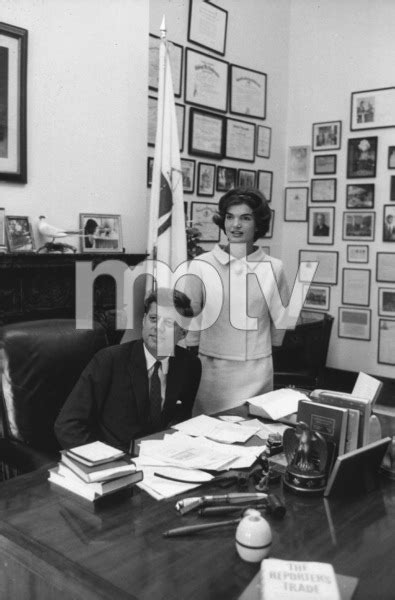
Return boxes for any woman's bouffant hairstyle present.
[213,187,271,241]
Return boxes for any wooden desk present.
[0,449,394,599]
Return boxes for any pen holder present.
[235,509,272,563]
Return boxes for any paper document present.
[247,388,309,421]
[134,456,209,500]
[173,414,260,443]
[352,372,383,404]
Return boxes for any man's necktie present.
[150,361,162,431]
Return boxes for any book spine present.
[345,409,359,453]
[312,393,370,447]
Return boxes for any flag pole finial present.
[160,15,166,39]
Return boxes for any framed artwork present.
[391,176,395,202]
[0,23,28,183]
[181,158,196,194]
[263,209,274,238]
[388,147,395,169]
[338,307,371,341]
[188,108,224,159]
[287,146,311,182]
[256,125,271,158]
[383,204,395,242]
[378,319,395,365]
[378,288,395,317]
[185,48,228,112]
[187,0,228,56]
[148,96,185,151]
[197,162,215,197]
[148,35,183,97]
[229,64,267,120]
[347,136,378,178]
[299,249,339,285]
[303,284,330,311]
[311,178,337,202]
[314,154,337,175]
[79,213,123,253]
[347,245,369,264]
[225,117,255,162]
[284,187,308,222]
[351,87,395,131]
[346,184,374,209]
[308,207,335,245]
[312,121,341,151]
[342,211,375,241]
[191,201,219,242]
[376,253,395,283]
[238,168,256,188]
[147,157,154,188]
[5,215,34,252]
[216,166,236,192]
[0,207,5,248]
[257,170,273,202]
[342,268,371,306]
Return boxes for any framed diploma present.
[311,178,337,202]
[191,201,220,242]
[376,252,395,282]
[148,35,183,98]
[188,108,224,159]
[229,64,267,120]
[225,118,255,162]
[185,48,228,112]
[256,125,271,158]
[299,250,339,285]
[257,170,273,202]
[188,0,228,56]
[284,188,308,222]
[148,96,185,151]
[342,268,371,306]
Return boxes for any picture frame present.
[388,146,395,169]
[256,125,271,158]
[148,96,185,151]
[347,136,378,178]
[257,170,273,202]
[216,166,236,192]
[311,178,337,203]
[184,48,228,112]
[229,64,267,120]
[148,34,183,98]
[5,215,34,252]
[342,211,375,241]
[284,187,308,222]
[314,154,337,175]
[188,108,225,159]
[197,162,215,197]
[342,268,371,306]
[347,245,369,264]
[303,284,330,311]
[376,252,395,283]
[147,157,154,188]
[79,213,123,254]
[378,319,395,365]
[383,204,395,242]
[351,87,395,131]
[181,158,196,194]
[312,121,341,151]
[299,249,339,285]
[187,0,228,56]
[225,117,255,162]
[0,207,5,248]
[378,288,395,317]
[263,209,274,238]
[346,184,375,209]
[190,201,220,242]
[0,23,28,183]
[338,307,371,341]
[287,146,311,182]
[237,168,256,188]
[308,207,335,245]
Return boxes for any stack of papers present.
[173,414,261,444]
[247,388,309,421]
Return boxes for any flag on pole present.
[146,17,186,288]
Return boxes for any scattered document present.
[238,418,290,440]
[173,414,260,444]
[134,456,209,500]
[247,388,309,421]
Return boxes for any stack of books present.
[48,441,143,502]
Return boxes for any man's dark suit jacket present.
[54,339,201,450]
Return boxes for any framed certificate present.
[257,170,273,202]
[187,0,228,56]
[338,307,371,341]
[191,201,220,242]
[342,268,371,306]
[376,252,395,282]
[225,118,255,162]
[311,178,337,202]
[185,48,228,112]
[148,35,183,98]
[256,125,271,158]
[188,108,224,159]
[229,64,267,120]
[284,188,308,222]
[378,319,395,364]
[299,250,339,285]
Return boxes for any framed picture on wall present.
[314,154,337,175]
[256,125,271,158]
[342,268,371,306]
[287,146,311,181]
[376,252,395,282]
[383,204,395,242]
[347,244,369,263]
[188,108,224,159]
[225,117,256,162]
[303,284,330,311]
[312,121,341,151]
[229,64,267,120]
[284,187,308,222]
[188,0,228,56]
[180,158,196,193]
[149,34,183,97]
[338,307,371,341]
[79,213,123,253]
[257,170,273,202]
[185,48,228,112]
[308,207,335,245]
[148,96,185,151]
[311,178,337,202]
[347,136,378,178]
[346,184,375,209]
[388,146,395,169]
[378,288,395,317]
[351,87,395,131]
[299,249,339,285]
[378,319,395,365]
[191,201,219,242]
[216,166,236,192]
[238,168,256,188]
[342,211,375,241]
[5,215,35,252]
[147,157,154,187]
[197,162,215,196]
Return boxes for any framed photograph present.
[216,166,236,192]
[308,207,335,245]
[314,154,337,175]
[338,307,371,341]
[346,184,375,209]
[378,288,395,317]
[257,170,273,202]
[197,162,215,197]
[79,213,123,253]
[187,0,228,56]
[147,157,154,188]
[188,108,224,159]
[377,252,395,282]
[312,121,341,151]
[299,250,339,285]
[351,87,395,131]
[284,187,308,222]
[148,34,183,97]
[5,215,34,252]
[347,136,378,178]
[0,23,28,183]
[391,176,395,202]
[185,48,228,112]
[229,64,267,120]
[0,207,5,248]
[303,284,330,311]
[238,168,256,188]
[181,158,196,194]
[287,145,311,182]
[148,96,185,151]
[256,125,271,158]
[225,117,255,162]
[342,211,375,241]
[311,178,337,202]
[263,209,274,238]
[342,268,371,306]
[383,204,395,242]
[191,201,219,242]
[388,146,395,169]
[378,319,395,364]
[347,245,369,264]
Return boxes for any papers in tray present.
[247,388,309,421]
[173,414,261,444]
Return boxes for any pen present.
[199,504,267,517]
[175,493,268,515]
[163,518,240,538]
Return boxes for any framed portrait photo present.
[343,211,375,241]
[303,284,330,311]
[225,117,255,162]
[338,307,371,341]
[147,157,154,188]
[347,136,378,178]
[188,108,224,159]
[148,96,185,151]
[383,204,395,242]
[216,165,236,192]
[311,178,337,202]
[149,35,183,97]
[376,252,395,283]
[181,158,196,194]
[287,145,311,182]
[197,162,215,197]
[191,201,219,242]
[314,154,337,175]
[312,121,341,151]
[388,146,395,169]
[79,213,123,253]
[378,287,395,317]
[347,244,369,264]
[378,319,395,365]
[187,0,228,56]
[284,187,308,222]
[346,184,374,209]
[238,168,256,188]
[229,64,267,120]
[308,207,335,245]
[257,170,273,202]
[351,87,395,131]
[299,249,339,285]
[256,125,271,158]
[185,48,228,112]
[5,215,34,252]
[342,268,371,306]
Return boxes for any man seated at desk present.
[55,288,202,450]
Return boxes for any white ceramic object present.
[235,509,272,563]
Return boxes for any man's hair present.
[144,287,193,318]
[213,187,271,240]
